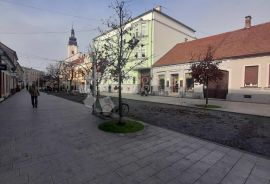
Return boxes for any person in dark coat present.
[28,83,40,108]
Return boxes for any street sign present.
[0,64,7,70]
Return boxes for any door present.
[204,70,229,99]
[171,74,179,93]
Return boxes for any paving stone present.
[177,146,196,155]
[115,162,140,177]
[196,165,230,184]
[187,161,212,175]
[171,158,194,172]
[140,176,163,184]
[200,150,225,165]
[174,170,202,184]
[117,155,138,166]
[220,173,246,184]
[251,164,270,180]
[129,165,158,182]
[156,166,180,182]
[1,90,270,184]
[245,174,269,184]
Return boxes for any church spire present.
[68,26,77,46]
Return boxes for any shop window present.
[185,73,194,92]
[244,66,258,87]
[158,75,165,90]
[166,80,169,87]
[179,80,183,87]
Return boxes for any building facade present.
[15,62,24,89]
[95,6,196,94]
[23,67,44,88]
[152,17,270,104]
[0,42,19,100]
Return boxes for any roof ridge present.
[153,20,270,67]
[176,21,270,47]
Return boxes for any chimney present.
[155,5,162,12]
[245,15,252,28]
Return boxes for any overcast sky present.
[0,0,269,71]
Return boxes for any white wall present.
[152,55,270,103]
[153,11,196,63]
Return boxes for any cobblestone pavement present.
[102,92,270,117]
[0,90,270,184]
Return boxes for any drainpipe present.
[150,11,154,94]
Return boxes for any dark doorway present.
[204,70,229,99]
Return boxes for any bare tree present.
[46,62,61,91]
[60,56,92,93]
[190,46,223,106]
[95,0,148,124]
[60,61,79,92]
[89,44,110,98]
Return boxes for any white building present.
[152,16,270,104]
[61,27,91,93]
[95,6,196,94]
[0,42,18,100]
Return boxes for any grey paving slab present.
[0,90,270,184]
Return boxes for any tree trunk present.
[205,80,209,106]
[69,80,72,92]
[117,5,124,125]
[58,77,60,92]
[96,82,99,99]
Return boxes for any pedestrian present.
[28,83,40,108]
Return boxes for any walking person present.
[28,83,40,108]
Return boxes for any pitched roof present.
[70,56,85,65]
[153,22,270,67]
[0,42,18,67]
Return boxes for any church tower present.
[67,26,78,57]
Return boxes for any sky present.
[0,0,270,71]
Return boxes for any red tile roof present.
[153,22,270,67]
[70,56,85,65]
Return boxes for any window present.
[185,73,194,92]
[134,52,138,58]
[244,66,258,87]
[141,46,146,58]
[71,50,74,55]
[135,29,139,37]
[158,75,165,90]
[141,23,146,36]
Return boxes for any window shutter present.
[245,66,258,87]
